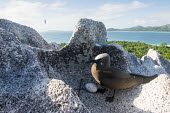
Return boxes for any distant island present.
[107,24,170,32]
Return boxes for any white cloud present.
[47,2,66,10]
[134,19,147,25]
[93,1,148,20]
[99,1,147,13]
[131,1,147,9]
[151,12,170,24]
[0,0,149,31]
[128,12,170,27]
[2,1,42,18]
[0,0,68,31]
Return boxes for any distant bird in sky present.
[44,19,46,24]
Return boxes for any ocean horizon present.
[40,31,170,45]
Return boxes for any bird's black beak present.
[86,60,97,63]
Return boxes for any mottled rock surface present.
[0,21,89,113]
[49,42,62,51]
[0,19,54,50]
[0,18,170,113]
[145,49,170,74]
[133,74,170,113]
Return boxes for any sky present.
[0,0,170,32]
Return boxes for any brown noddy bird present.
[87,53,158,90]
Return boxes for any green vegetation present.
[60,41,170,61]
[106,41,170,61]
[159,42,167,46]
[60,43,67,47]
[107,24,170,32]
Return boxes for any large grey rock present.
[69,18,107,44]
[0,25,89,112]
[133,74,170,113]
[118,45,168,76]
[0,19,53,50]
[145,49,170,74]
[49,42,62,51]
[0,18,170,113]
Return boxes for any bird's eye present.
[100,62,104,66]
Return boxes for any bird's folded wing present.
[130,73,158,78]
[102,70,131,78]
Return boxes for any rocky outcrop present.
[145,49,170,74]
[0,23,88,112]
[0,18,170,113]
[69,18,107,44]
[0,19,54,50]
[38,18,107,70]
[49,42,62,50]
[133,74,170,113]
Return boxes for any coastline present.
[107,31,170,33]
[41,30,170,33]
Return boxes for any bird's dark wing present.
[129,73,158,83]
[102,69,131,78]
[130,73,158,78]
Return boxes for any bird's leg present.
[96,88,107,94]
[78,79,83,97]
[105,90,116,102]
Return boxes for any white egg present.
[85,83,98,93]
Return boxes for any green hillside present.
[107,24,170,32]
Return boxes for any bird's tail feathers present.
[130,73,158,84]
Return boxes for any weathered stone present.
[49,42,62,51]
[145,49,170,74]
[0,18,170,113]
[69,18,107,44]
[0,24,89,112]
[38,18,107,69]
[0,19,53,50]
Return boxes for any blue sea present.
[40,31,170,45]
